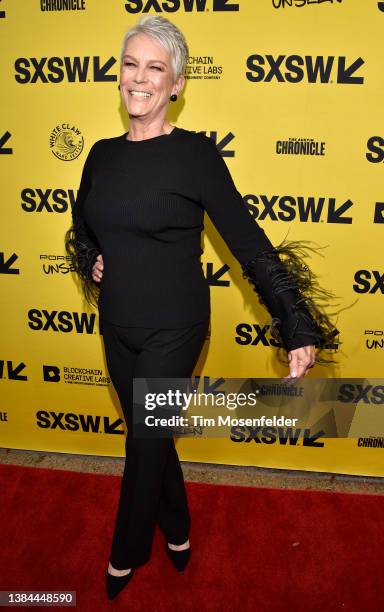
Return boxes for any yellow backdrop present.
[1,0,383,476]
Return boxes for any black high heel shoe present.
[165,542,191,572]
[105,568,135,600]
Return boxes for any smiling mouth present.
[128,90,152,98]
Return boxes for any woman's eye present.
[151,66,162,71]
[124,62,134,66]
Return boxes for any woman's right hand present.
[92,254,103,282]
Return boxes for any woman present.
[65,15,337,601]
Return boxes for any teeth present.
[129,91,151,98]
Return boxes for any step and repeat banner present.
[1,1,383,476]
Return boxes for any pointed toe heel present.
[165,543,191,572]
[105,568,135,600]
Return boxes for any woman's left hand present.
[282,345,316,383]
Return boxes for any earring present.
[170,94,177,102]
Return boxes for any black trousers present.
[100,315,210,569]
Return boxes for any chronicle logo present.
[40,0,86,10]
[364,330,384,350]
[21,188,76,213]
[276,138,325,156]
[185,56,223,80]
[353,271,384,294]
[244,194,353,224]
[358,437,384,448]
[40,255,74,275]
[43,364,110,386]
[246,55,364,85]
[272,0,342,8]
[50,124,83,161]
[124,0,239,13]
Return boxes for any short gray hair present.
[120,15,189,82]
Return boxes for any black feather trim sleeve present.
[241,238,356,364]
[64,142,101,308]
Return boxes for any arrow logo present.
[0,131,12,154]
[94,56,116,82]
[337,57,364,84]
[206,263,230,286]
[303,429,325,447]
[374,202,384,224]
[327,199,353,224]
[104,416,125,434]
[0,253,19,274]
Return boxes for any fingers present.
[282,346,316,383]
[92,254,103,282]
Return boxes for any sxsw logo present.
[124,0,239,13]
[0,252,19,274]
[230,427,325,447]
[28,309,97,334]
[246,55,364,84]
[36,410,125,435]
[244,195,353,224]
[338,384,384,404]
[366,136,384,163]
[0,360,28,381]
[21,188,76,213]
[235,323,340,351]
[353,271,384,294]
[0,132,12,154]
[14,57,116,84]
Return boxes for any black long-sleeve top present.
[66,126,332,353]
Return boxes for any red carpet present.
[0,463,383,612]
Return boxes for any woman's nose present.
[133,65,146,83]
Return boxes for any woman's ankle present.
[167,538,190,551]
[108,561,132,576]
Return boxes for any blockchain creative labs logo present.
[43,364,111,387]
[185,56,223,81]
[276,138,326,156]
[364,329,384,351]
[40,0,86,11]
[40,254,74,276]
[50,124,84,160]
[124,0,239,14]
[272,0,342,8]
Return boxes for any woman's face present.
[120,32,183,122]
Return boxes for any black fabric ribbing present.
[70,126,274,328]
